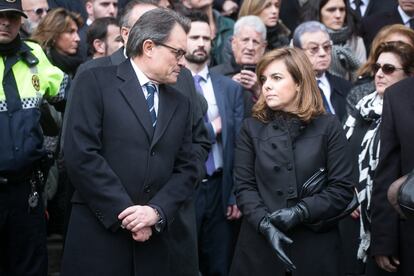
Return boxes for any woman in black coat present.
[229,47,355,276]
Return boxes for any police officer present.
[0,1,68,275]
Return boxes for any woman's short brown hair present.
[373,41,414,76]
[357,24,414,77]
[31,8,83,50]
[252,47,325,123]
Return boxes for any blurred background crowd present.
[4,0,414,275]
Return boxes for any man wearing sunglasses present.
[292,21,352,122]
[21,0,49,38]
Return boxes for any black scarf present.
[0,34,22,56]
[48,48,83,77]
[266,22,290,51]
[327,26,352,45]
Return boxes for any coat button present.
[287,163,293,171]
[271,143,277,149]
[144,186,151,193]
[151,151,155,156]
[288,187,294,194]
[276,190,283,196]
[273,165,280,171]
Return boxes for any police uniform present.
[0,1,68,275]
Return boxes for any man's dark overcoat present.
[61,60,197,276]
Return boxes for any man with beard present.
[182,0,234,66]
[86,17,122,59]
[292,21,352,122]
[21,0,49,38]
[184,11,244,276]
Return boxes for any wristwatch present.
[152,207,164,233]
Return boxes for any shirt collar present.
[129,59,159,91]
[192,65,210,82]
[398,5,412,25]
[317,72,328,87]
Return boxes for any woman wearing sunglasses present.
[346,24,414,118]
[343,41,414,275]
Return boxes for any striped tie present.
[144,82,157,127]
[317,80,332,114]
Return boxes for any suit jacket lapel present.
[151,84,179,146]
[117,60,154,141]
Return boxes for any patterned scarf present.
[327,26,362,80]
[344,91,383,262]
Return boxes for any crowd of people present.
[1,0,414,276]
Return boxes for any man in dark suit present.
[61,8,199,275]
[359,0,413,52]
[292,21,352,122]
[184,12,244,276]
[62,2,210,276]
[370,77,414,276]
[348,0,398,24]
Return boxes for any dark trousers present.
[195,172,233,276]
[0,178,47,276]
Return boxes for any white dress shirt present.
[398,5,413,28]
[130,59,159,116]
[317,73,336,114]
[193,66,223,170]
[349,0,369,17]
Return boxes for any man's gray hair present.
[126,8,190,57]
[118,0,159,28]
[234,16,267,41]
[292,21,329,48]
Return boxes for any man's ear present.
[85,1,94,19]
[120,27,129,45]
[93,39,105,55]
[142,39,155,57]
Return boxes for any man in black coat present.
[359,0,413,52]
[61,8,200,275]
[349,0,398,24]
[292,21,352,122]
[62,3,209,276]
[370,77,414,276]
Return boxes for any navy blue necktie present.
[409,18,414,30]
[353,0,363,18]
[144,82,157,127]
[317,80,332,114]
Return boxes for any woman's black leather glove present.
[259,215,296,271]
[269,202,310,232]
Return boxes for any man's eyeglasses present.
[24,8,50,16]
[156,42,186,60]
[373,63,404,75]
[304,41,333,55]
